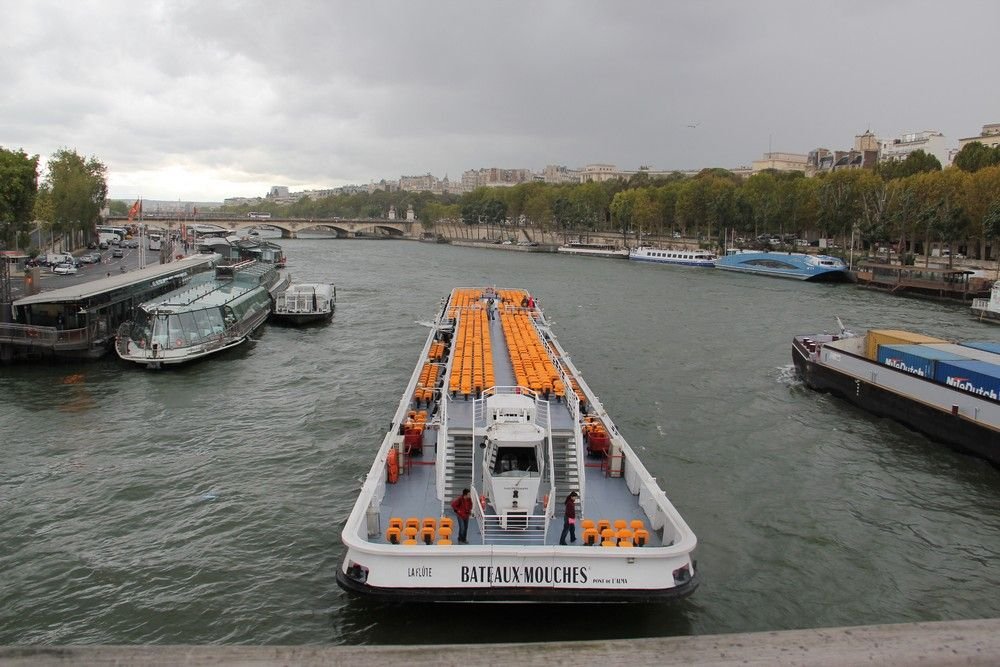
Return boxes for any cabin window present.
[492,447,539,477]
[193,309,214,339]
[167,315,185,348]
[177,311,200,345]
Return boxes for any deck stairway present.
[550,430,583,516]
[442,430,475,502]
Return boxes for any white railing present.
[276,292,331,314]
[971,297,991,312]
[436,393,450,501]
[472,483,550,545]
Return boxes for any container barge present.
[792,327,1000,464]
[337,287,699,602]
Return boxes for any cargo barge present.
[792,328,1000,464]
[337,287,699,602]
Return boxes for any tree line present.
[0,147,107,254]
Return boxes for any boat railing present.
[972,297,990,311]
[471,484,551,545]
[436,394,450,501]
[0,322,58,346]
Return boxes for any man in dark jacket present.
[559,491,578,545]
[451,488,473,544]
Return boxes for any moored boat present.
[717,250,848,281]
[271,283,336,325]
[115,260,277,369]
[337,287,699,602]
[629,246,716,267]
[972,281,1000,322]
[557,242,629,259]
[792,326,1000,463]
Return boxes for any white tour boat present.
[115,260,277,369]
[337,287,699,602]
[272,283,336,325]
[629,246,717,267]
[556,242,629,259]
[972,281,1000,323]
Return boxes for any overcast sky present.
[3,0,999,202]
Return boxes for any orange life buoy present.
[387,448,399,483]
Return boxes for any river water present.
[2,239,999,645]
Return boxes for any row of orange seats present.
[403,410,428,434]
[578,519,650,547]
[428,340,446,361]
[500,310,564,397]
[547,340,583,402]
[414,362,441,404]
[449,306,495,397]
[387,516,456,546]
[583,415,608,440]
[446,288,483,320]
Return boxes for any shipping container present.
[876,344,968,379]
[924,343,1000,366]
[961,341,1000,356]
[864,329,947,361]
[933,359,1000,401]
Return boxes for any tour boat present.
[115,260,277,369]
[629,246,717,267]
[793,325,999,463]
[556,242,629,259]
[336,287,699,602]
[972,282,1000,323]
[271,283,336,325]
[716,250,849,281]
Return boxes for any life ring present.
[387,448,399,483]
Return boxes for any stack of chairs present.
[414,362,441,407]
[580,518,649,547]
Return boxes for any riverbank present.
[3,618,997,665]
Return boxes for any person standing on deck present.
[486,296,495,320]
[559,491,578,545]
[451,488,473,544]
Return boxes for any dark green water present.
[2,239,999,644]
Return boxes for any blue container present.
[924,343,1000,365]
[961,340,1000,356]
[933,359,1000,401]
[877,344,967,379]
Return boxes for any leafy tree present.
[953,141,1000,173]
[0,147,40,250]
[964,165,1000,259]
[42,148,108,250]
[983,200,1000,266]
[876,149,942,180]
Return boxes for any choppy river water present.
[2,239,999,645]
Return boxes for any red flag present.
[127,199,141,221]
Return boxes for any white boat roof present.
[14,254,218,306]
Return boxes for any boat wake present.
[775,364,803,386]
[414,320,436,329]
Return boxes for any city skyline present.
[4,1,999,202]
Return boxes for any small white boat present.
[557,242,629,259]
[629,246,716,267]
[272,283,336,325]
[972,282,1000,323]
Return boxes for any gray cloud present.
[3,0,998,200]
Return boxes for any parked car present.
[80,252,101,264]
[111,247,124,258]
[123,239,139,248]
[99,241,109,250]
[53,262,78,275]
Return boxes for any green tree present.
[0,147,40,250]
[876,149,942,180]
[43,148,108,250]
[983,200,1000,267]
[953,142,1000,173]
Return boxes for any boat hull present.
[792,340,999,464]
[270,309,334,326]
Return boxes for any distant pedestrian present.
[56,313,64,330]
[520,295,529,308]
[451,488,473,544]
[559,491,578,545]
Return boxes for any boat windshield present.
[492,446,539,477]
[147,308,225,349]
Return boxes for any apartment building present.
[958,123,1000,150]
[879,130,950,166]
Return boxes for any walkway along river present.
[1,238,998,644]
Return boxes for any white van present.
[45,252,73,266]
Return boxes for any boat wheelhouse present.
[716,250,849,281]
[556,242,629,259]
[115,260,276,368]
[337,287,699,602]
[629,246,717,267]
[271,283,336,325]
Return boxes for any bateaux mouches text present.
[407,564,592,584]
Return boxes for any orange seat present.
[581,519,595,531]
[634,528,650,547]
[389,517,403,530]
[405,517,420,531]
[601,539,617,548]
[582,528,599,546]
[597,519,611,534]
[421,527,435,545]
[404,526,418,541]
[613,519,627,531]
[403,539,418,546]
[438,526,452,540]
[439,517,453,531]
[437,538,452,546]
[630,519,645,533]
[422,517,437,531]
[600,528,616,542]
[386,527,401,544]
[618,540,635,548]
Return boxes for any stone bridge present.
[108,215,423,239]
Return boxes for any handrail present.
[436,393,449,502]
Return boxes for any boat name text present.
[883,358,926,376]
[460,565,589,585]
[407,566,433,578]
[944,376,999,400]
